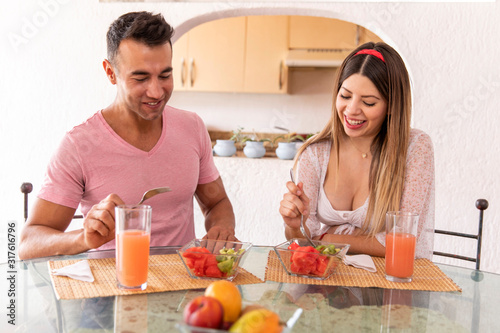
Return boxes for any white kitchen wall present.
[169,68,336,134]
[1,1,499,273]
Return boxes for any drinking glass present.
[115,204,152,290]
[385,211,418,283]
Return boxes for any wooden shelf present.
[209,130,304,159]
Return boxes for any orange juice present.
[116,230,150,288]
[385,232,416,278]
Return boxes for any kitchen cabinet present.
[172,17,246,92]
[172,32,189,91]
[172,15,382,94]
[174,16,288,94]
[244,16,289,94]
[289,16,358,50]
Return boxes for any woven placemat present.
[48,254,263,300]
[265,251,461,292]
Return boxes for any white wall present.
[169,68,337,134]
[1,1,499,273]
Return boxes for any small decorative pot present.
[275,142,297,160]
[213,140,236,157]
[243,141,266,158]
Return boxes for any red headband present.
[355,49,385,63]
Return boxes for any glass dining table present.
[1,245,499,333]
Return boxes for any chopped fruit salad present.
[287,242,340,276]
[181,247,245,278]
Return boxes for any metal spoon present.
[137,187,172,205]
[289,169,315,246]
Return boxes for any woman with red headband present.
[279,42,435,259]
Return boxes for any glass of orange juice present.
[115,204,152,290]
[385,211,418,283]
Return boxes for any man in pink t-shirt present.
[19,12,236,259]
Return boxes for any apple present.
[183,296,224,329]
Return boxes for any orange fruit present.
[204,280,242,325]
[229,308,282,333]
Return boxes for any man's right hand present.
[83,194,125,249]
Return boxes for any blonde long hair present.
[295,42,412,236]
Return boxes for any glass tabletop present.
[1,245,499,332]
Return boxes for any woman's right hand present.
[279,181,310,229]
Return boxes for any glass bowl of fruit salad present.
[273,238,350,280]
[177,239,253,281]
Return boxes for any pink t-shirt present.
[296,128,435,259]
[38,105,219,249]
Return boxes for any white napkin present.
[51,260,95,282]
[343,254,377,273]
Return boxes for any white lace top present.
[296,128,435,259]
[317,187,369,235]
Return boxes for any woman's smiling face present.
[336,73,388,139]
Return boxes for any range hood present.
[285,49,352,68]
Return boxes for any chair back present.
[21,182,33,222]
[20,182,83,222]
[433,199,488,270]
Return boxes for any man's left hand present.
[204,225,238,242]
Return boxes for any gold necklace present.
[349,137,369,159]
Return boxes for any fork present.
[137,187,172,205]
[289,168,315,246]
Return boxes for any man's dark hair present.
[106,11,174,65]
